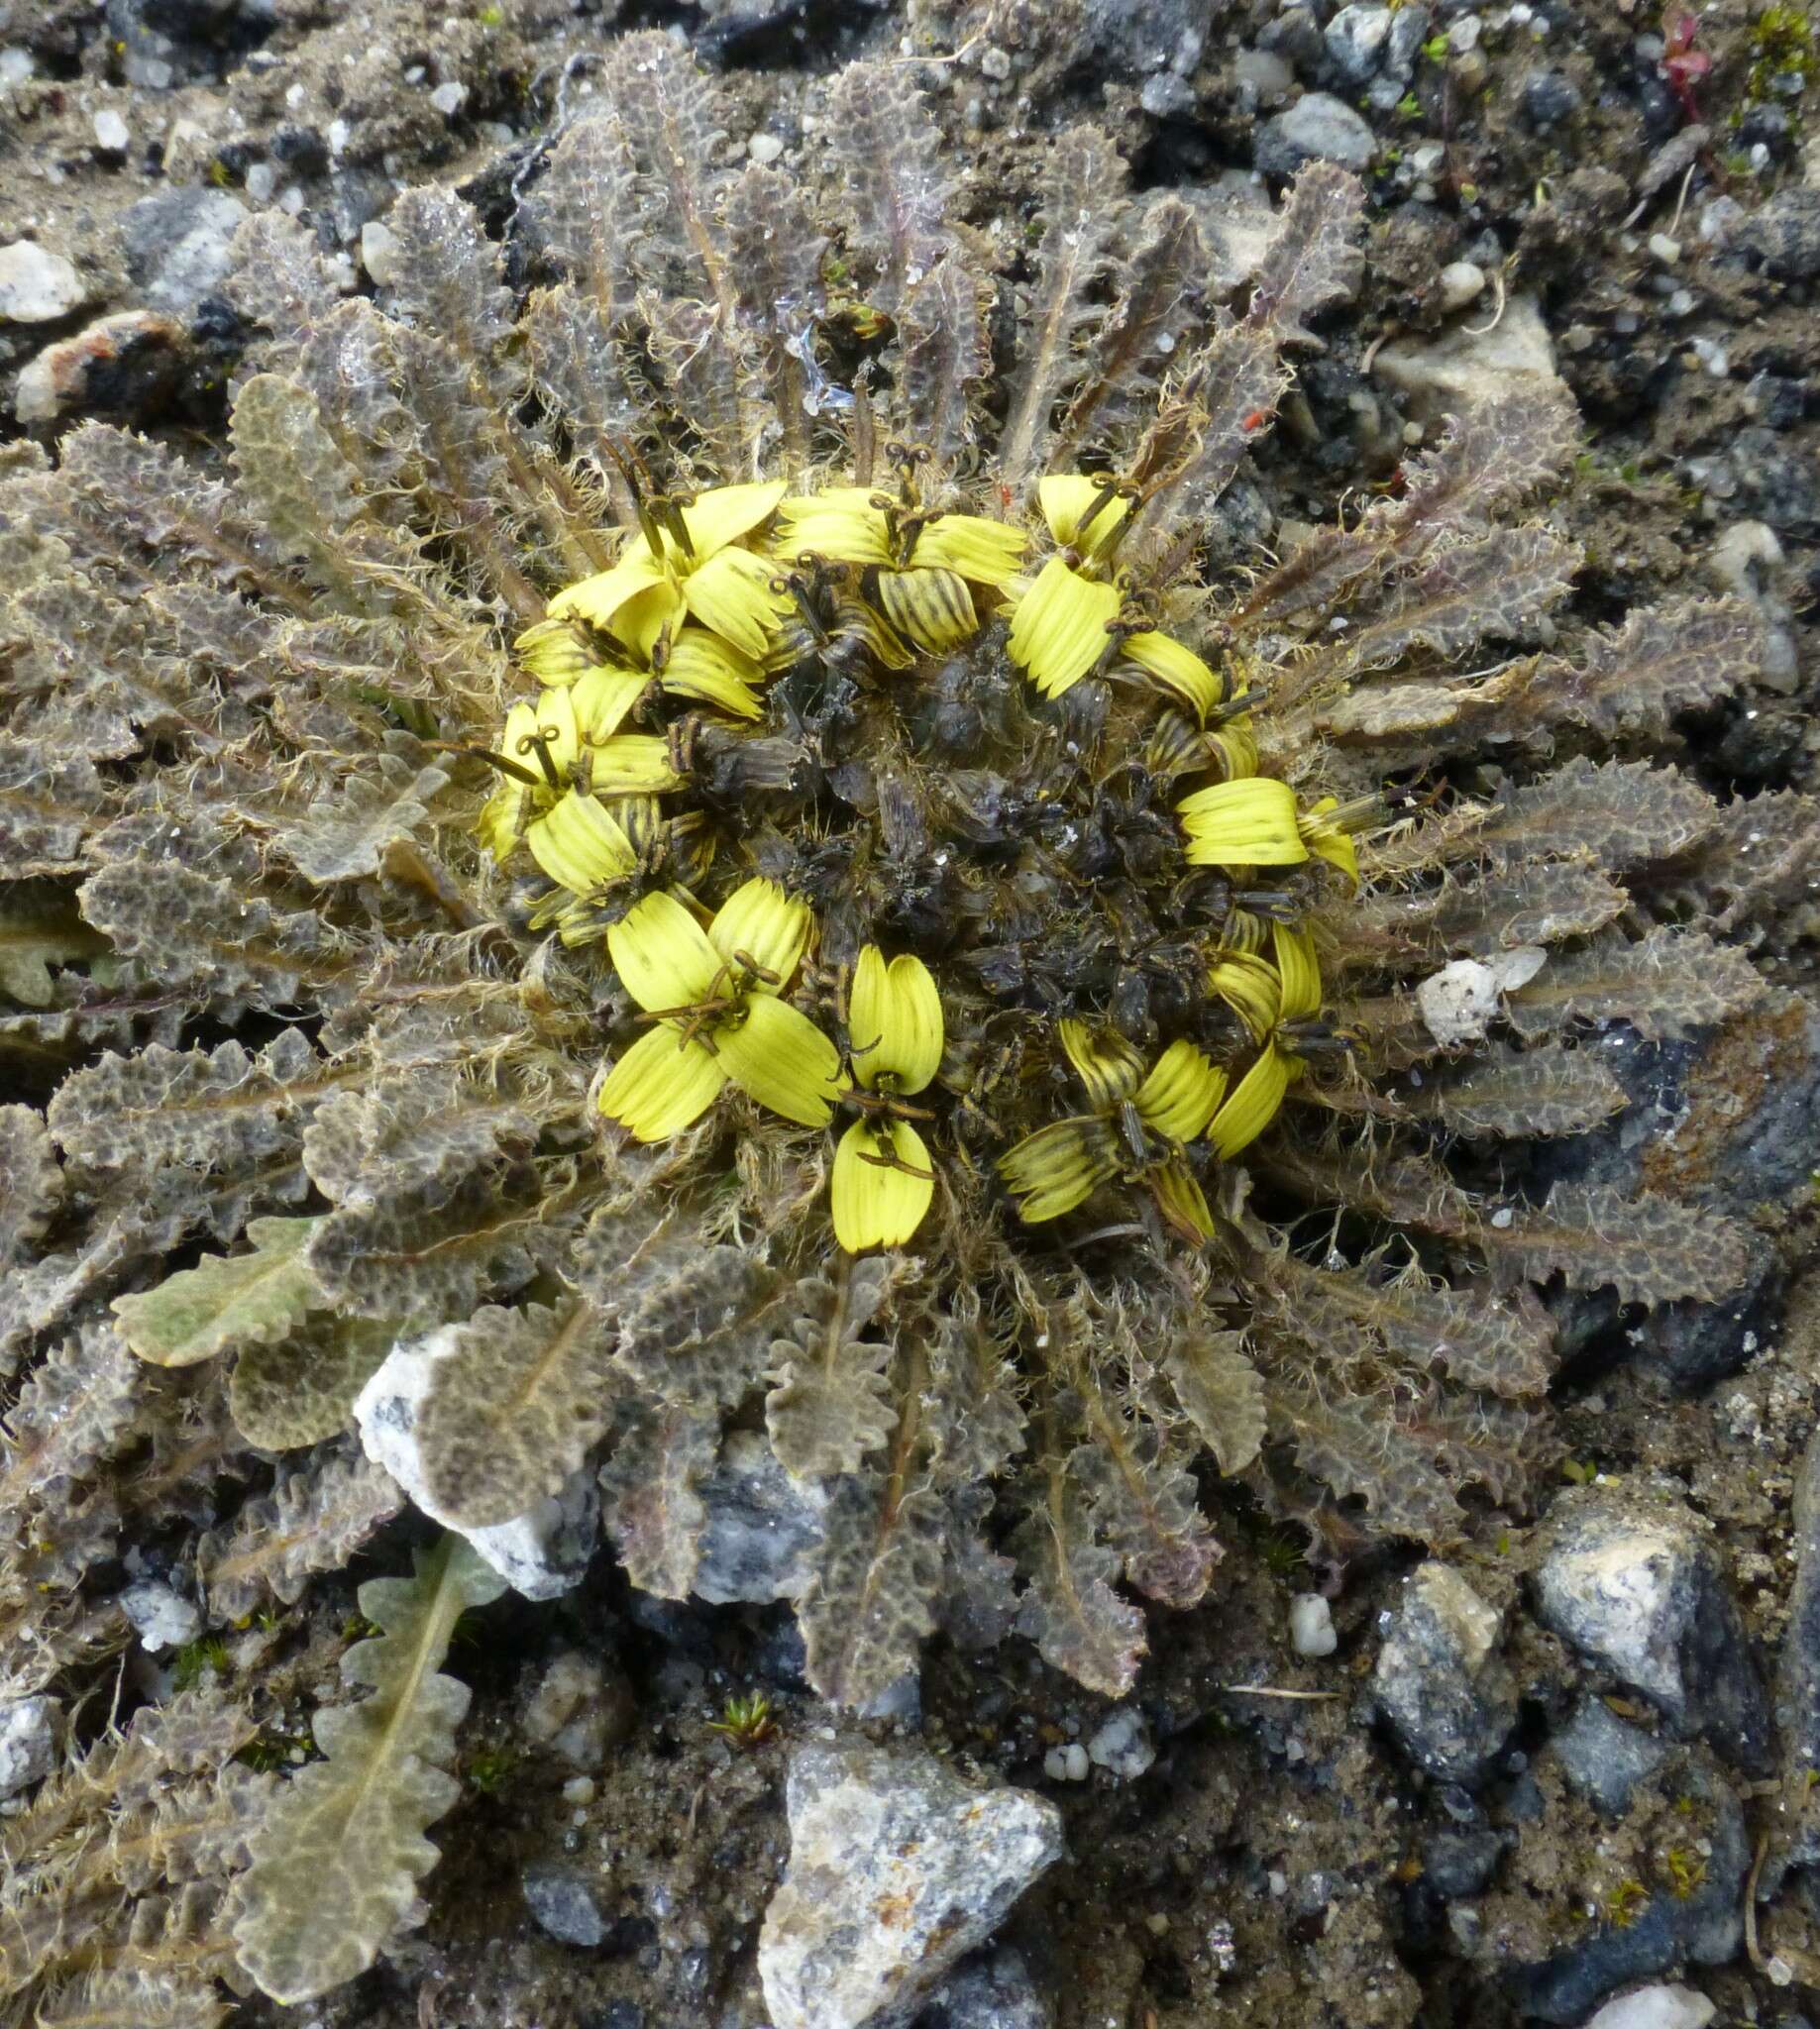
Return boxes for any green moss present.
[171,1635,231,1691]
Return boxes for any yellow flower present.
[547,480,793,662]
[1201,924,1323,1159]
[516,617,769,722]
[831,948,944,1252]
[773,487,1026,653]
[998,1022,1227,1240]
[597,880,841,1140]
[1035,475,1129,559]
[1120,630,1224,722]
[1176,777,1309,868]
[476,681,682,863]
[1007,556,1122,700]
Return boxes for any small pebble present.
[1086,1708,1156,1781]
[1649,232,1682,265]
[245,161,276,204]
[1437,259,1486,312]
[1584,1985,1716,2029]
[747,131,785,164]
[361,221,402,286]
[92,109,130,155]
[978,45,1013,81]
[0,241,86,323]
[430,81,468,119]
[1290,1593,1338,1657]
[1042,1742,1090,1782]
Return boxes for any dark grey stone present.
[1255,93,1377,176]
[1533,1487,1772,1773]
[523,1867,607,1948]
[1551,1695,1668,1817]
[1420,1829,1508,1899]
[1372,1563,1518,1786]
[914,1945,1054,2029]
[1523,69,1582,127]
[119,189,249,317]
[1739,188,1820,279]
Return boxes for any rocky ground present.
[4,1,1820,2027]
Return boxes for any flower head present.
[773,482,1026,653]
[597,879,841,1140]
[1005,475,1223,717]
[998,1021,1228,1241]
[548,479,793,662]
[831,948,944,1252]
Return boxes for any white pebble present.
[1290,1593,1338,1657]
[1042,1742,1090,1782]
[1584,1984,1716,2029]
[1437,259,1485,311]
[978,45,1013,80]
[430,81,468,119]
[1086,1708,1156,1781]
[1648,232,1682,265]
[245,161,276,203]
[92,108,130,155]
[361,220,402,285]
[119,1578,201,1654]
[0,240,86,322]
[747,131,785,164]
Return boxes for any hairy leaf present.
[112,1218,322,1369]
[270,758,451,885]
[232,1535,505,2005]
[1163,1327,1267,1474]
[229,1314,397,1450]
[1056,193,1207,464]
[0,1106,61,1270]
[1506,926,1766,1041]
[1529,598,1764,738]
[199,1450,402,1618]
[1244,160,1365,346]
[1012,1465,1145,1697]
[799,1472,946,1710]
[595,1399,717,1599]
[1072,1426,1218,1610]
[1276,1379,1467,1545]
[899,254,993,469]
[766,1256,901,1480]
[610,1239,787,1409]
[826,60,955,315]
[412,1300,620,1530]
[522,114,639,320]
[1000,126,1126,488]
[1479,756,1717,869]
[1408,1042,1630,1138]
[1487,1184,1753,1305]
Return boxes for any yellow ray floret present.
[832,1117,936,1252]
[1037,475,1129,559]
[548,480,790,661]
[1132,1040,1229,1142]
[477,687,680,862]
[524,789,640,898]
[834,948,944,1253]
[598,880,840,1139]
[1122,630,1223,723]
[1176,777,1309,867]
[1299,796,1361,888]
[1057,1019,1144,1111]
[1206,1043,1292,1160]
[847,948,943,1096]
[774,492,1026,590]
[997,1117,1122,1224]
[1274,921,1323,1022]
[1007,556,1121,699]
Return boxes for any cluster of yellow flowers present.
[477,475,1359,1251]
